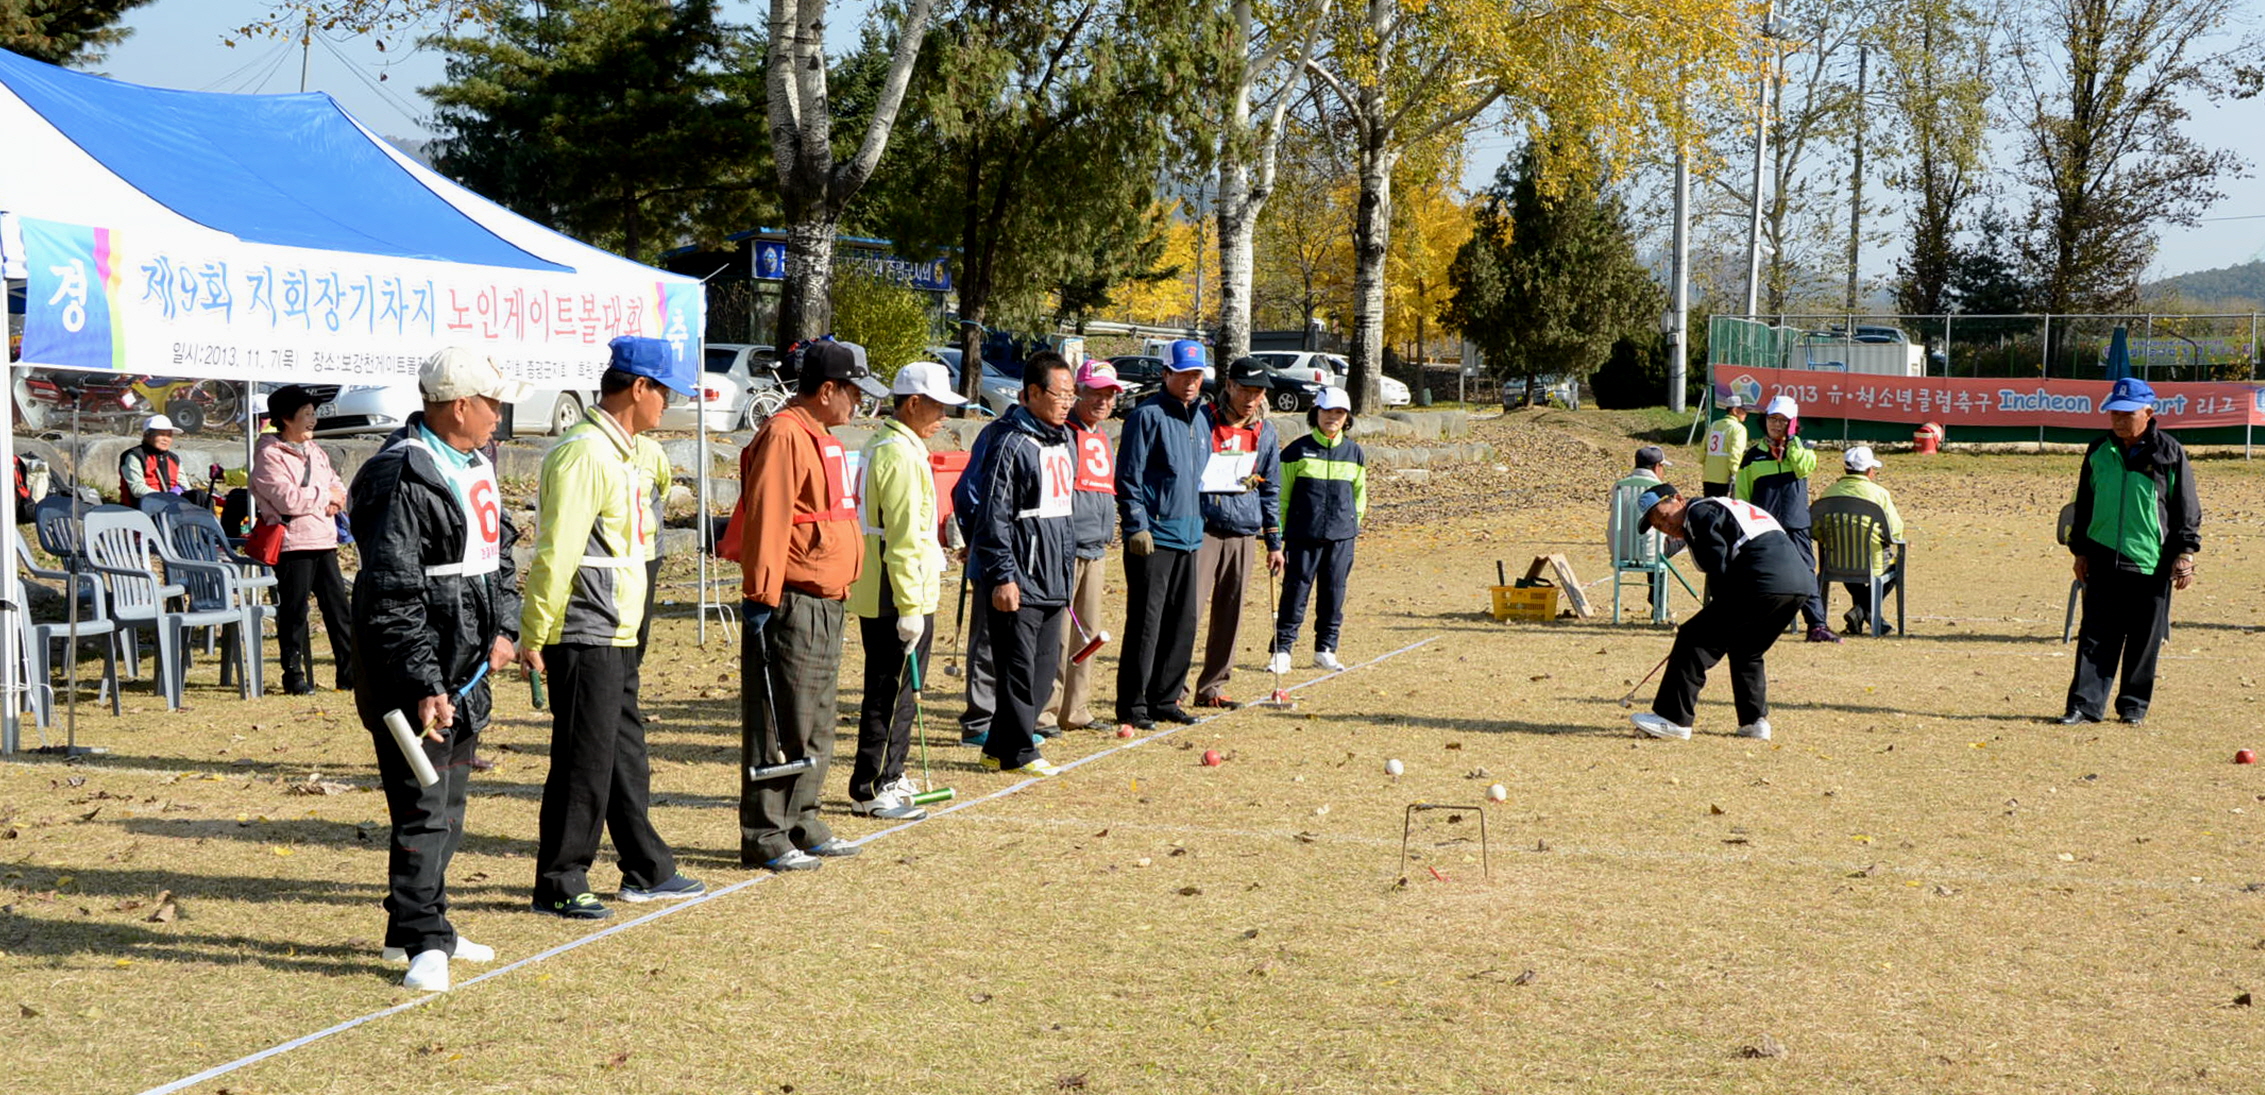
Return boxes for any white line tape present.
[136,635,1442,1095]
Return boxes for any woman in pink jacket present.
[252,386,355,694]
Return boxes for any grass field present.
[5,408,2264,1094]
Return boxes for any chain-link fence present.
[1710,313,2265,383]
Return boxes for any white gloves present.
[897,614,926,645]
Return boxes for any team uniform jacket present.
[1735,437,1819,529]
[953,408,1020,541]
[973,409,1078,607]
[521,406,663,648]
[1679,497,1815,598]
[2069,421,2201,577]
[347,413,520,724]
[1817,474,1905,575]
[1278,429,1367,542]
[1702,414,1748,488]
[1197,407,1283,550]
[736,404,864,603]
[849,417,945,619]
[1067,414,1117,559]
[1114,391,1212,552]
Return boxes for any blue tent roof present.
[0,47,564,272]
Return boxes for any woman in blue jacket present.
[1270,387,1367,672]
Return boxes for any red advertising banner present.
[1710,365,2265,429]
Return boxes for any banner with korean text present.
[1711,365,2265,430]
[18,216,704,388]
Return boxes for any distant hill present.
[2148,260,2265,309]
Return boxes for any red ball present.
[2237,749,2257,765]
[1201,749,1223,767]
[1116,726,1136,739]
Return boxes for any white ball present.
[1487,783,1508,802]
[1385,758,1404,776]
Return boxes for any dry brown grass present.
[6,410,2265,1094]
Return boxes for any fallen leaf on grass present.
[1054,1073,1089,1090]
[1709,804,1725,816]
[75,807,100,823]
[18,1002,41,1018]
[2235,993,2253,1008]
[968,992,993,1004]
[1177,886,1203,897]
[1293,832,1317,844]
[1736,1034,1788,1059]
[1723,836,1750,845]
[147,902,177,924]
[601,1051,631,1069]
[1512,969,1537,986]
[1240,928,1260,940]
[288,779,355,796]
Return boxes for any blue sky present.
[94,0,2265,283]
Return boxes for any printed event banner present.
[18,216,704,387]
[1712,364,2265,430]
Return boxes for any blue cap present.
[2102,376,2155,413]
[1166,339,1208,372]
[608,335,695,396]
[1636,483,1680,526]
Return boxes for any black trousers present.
[1652,592,1808,727]
[1701,481,1732,498]
[275,548,354,689]
[2065,564,2173,721]
[1784,527,1826,630]
[740,592,843,864]
[366,694,479,957]
[1117,546,1200,723]
[855,568,936,801]
[1274,537,1356,653]
[956,581,994,739]
[982,592,1064,770]
[533,642,675,902]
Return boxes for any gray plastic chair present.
[156,505,274,697]
[11,526,121,724]
[81,506,251,708]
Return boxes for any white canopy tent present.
[0,48,711,753]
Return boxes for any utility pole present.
[1743,1,1776,320]
[298,10,314,93]
[1669,142,1689,413]
[1845,42,1868,312]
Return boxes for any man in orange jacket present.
[734,340,889,871]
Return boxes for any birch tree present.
[1213,0,1329,362]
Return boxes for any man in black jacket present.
[1630,485,1814,742]
[347,348,526,992]
[2061,378,2201,726]
[973,356,1080,776]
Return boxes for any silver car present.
[659,343,782,432]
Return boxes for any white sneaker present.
[1630,712,1692,740]
[384,937,494,963]
[403,950,450,992]
[1735,718,1773,741]
[1266,651,1292,675]
[885,775,921,800]
[1312,650,1347,672]
[850,790,928,820]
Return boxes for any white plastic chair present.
[81,506,251,708]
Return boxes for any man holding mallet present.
[1627,484,1816,742]
[347,347,525,991]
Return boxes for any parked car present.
[660,343,781,432]
[1249,351,1342,389]
[307,379,595,438]
[1110,354,1217,414]
[927,347,1020,417]
[1378,374,1413,407]
[1500,374,1581,410]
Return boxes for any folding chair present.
[1606,482,1696,624]
[1812,495,1906,637]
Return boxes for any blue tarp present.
[0,47,563,272]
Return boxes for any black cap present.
[804,341,889,398]
[1225,356,1269,386]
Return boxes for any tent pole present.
[2,364,20,755]
[697,355,709,647]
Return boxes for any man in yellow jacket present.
[1701,394,1749,497]
[848,361,964,821]
[1818,445,1904,634]
[520,337,705,920]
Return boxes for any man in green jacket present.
[1701,394,1749,497]
[1818,445,1904,634]
[848,361,964,821]
[520,337,706,920]
[1736,395,1836,642]
[2060,378,2200,726]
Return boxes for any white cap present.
[890,360,967,405]
[1723,393,1746,408]
[420,346,534,404]
[1314,386,1351,411]
[1844,445,1883,472]
[143,414,178,433]
[1765,394,1799,419]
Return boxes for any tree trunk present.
[1348,129,1393,414]
[777,214,839,347]
[1217,153,1257,363]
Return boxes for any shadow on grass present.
[1295,710,1622,737]
[0,919,388,977]
[120,816,545,859]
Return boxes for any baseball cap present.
[1166,339,1208,373]
[890,360,967,405]
[1765,394,1799,419]
[143,414,178,433]
[1844,445,1883,472]
[803,340,890,398]
[1314,386,1351,411]
[1225,356,1269,386]
[421,346,534,404]
[1634,445,1670,469]
[2103,376,2156,413]
[1076,359,1128,391]
[1722,393,1746,409]
[1636,482,1680,527]
[607,335,696,397]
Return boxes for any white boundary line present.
[134,636,1441,1095]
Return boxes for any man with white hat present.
[1736,394,1836,642]
[346,346,529,990]
[1701,394,1749,497]
[846,361,965,821]
[1819,446,1904,635]
[1038,359,1129,733]
[118,414,209,506]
